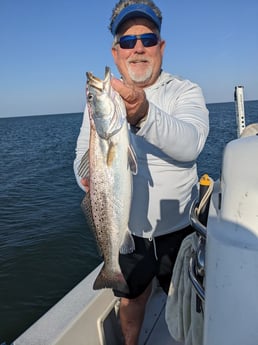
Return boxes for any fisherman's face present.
[112,18,165,88]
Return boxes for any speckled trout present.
[78,67,137,291]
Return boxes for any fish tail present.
[93,264,129,293]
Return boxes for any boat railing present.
[188,198,206,306]
[188,175,214,307]
[189,199,207,238]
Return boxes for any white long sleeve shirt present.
[74,71,209,239]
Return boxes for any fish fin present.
[81,194,103,256]
[128,145,138,175]
[119,230,135,255]
[107,141,116,166]
[78,150,90,178]
[93,263,129,293]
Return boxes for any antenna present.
[234,86,246,137]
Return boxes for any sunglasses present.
[116,33,159,49]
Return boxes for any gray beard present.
[127,65,152,84]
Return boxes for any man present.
[74,0,209,344]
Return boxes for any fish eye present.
[87,93,94,102]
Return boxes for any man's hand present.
[111,78,148,126]
[81,178,90,193]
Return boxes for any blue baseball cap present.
[110,3,162,36]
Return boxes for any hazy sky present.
[1,0,257,117]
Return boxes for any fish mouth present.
[86,67,111,92]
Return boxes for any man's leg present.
[119,284,152,345]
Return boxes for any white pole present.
[234,86,246,137]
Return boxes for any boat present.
[10,87,258,345]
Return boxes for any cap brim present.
[111,4,161,36]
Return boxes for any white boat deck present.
[13,265,181,345]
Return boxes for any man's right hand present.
[111,78,149,126]
[81,178,90,192]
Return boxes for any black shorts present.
[113,225,194,299]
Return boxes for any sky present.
[0,0,258,118]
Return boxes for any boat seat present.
[240,123,258,137]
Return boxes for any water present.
[0,101,257,344]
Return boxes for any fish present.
[78,66,137,291]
